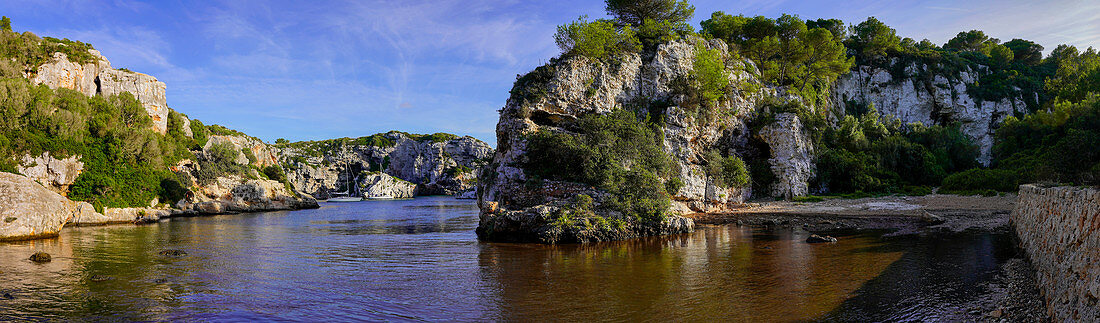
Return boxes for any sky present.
[1,0,1097,146]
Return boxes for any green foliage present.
[262,164,287,182]
[0,18,99,72]
[812,107,979,194]
[524,109,672,221]
[604,0,695,26]
[847,17,900,62]
[1004,39,1044,66]
[704,150,749,188]
[664,177,683,194]
[943,30,997,53]
[700,13,852,106]
[194,141,246,185]
[994,95,1100,185]
[691,42,729,104]
[0,75,197,208]
[941,168,1019,194]
[1044,46,1100,103]
[555,16,641,60]
[242,147,257,164]
[275,138,289,144]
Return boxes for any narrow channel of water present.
[0,197,1017,321]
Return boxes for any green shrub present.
[941,168,1019,193]
[524,109,671,221]
[262,165,287,182]
[691,42,729,105]
[554,16,641,60]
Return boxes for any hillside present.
[476,6,1100,243]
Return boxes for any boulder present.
[29,252,51,263]
[179,176,318,214]
[0,173,80,241]
[806,234,838,243]
[359,172,416,199]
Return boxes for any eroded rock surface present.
[832,64,1028,164]
[0,173,79,241]
[358,172,416,199]
[279,132,492,198]
[478,37,797,243]
[32,50,170,133]
[17,152,84,194]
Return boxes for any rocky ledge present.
[477,37,809,243]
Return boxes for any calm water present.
[0,197,1017,321]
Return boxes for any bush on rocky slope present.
[524,109,673,222]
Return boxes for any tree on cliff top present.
[605,0,695,26]
[846,17,900,62]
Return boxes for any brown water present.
[0,197,1017,321]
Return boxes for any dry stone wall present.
[1012,184,1100,321]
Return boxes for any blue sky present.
[2,0,1097,146]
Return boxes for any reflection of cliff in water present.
[476,226,909,321]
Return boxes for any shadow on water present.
[815,232,1020,321]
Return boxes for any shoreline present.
[690,193,1049,322]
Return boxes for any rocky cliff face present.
[359,172,417,199]
[16,152,84,194]
[177,176,318,214]
[831,63,1027,164]
[278,131,493,199]
[32,50,170,134]
[478,37,807,243]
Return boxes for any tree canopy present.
[604,0,695,26]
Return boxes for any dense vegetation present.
[0,17,300,211]
[0,75,199,211]
[524,109,673,222]
[541,0,1100,201]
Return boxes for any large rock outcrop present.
[1012,184,1100,321]
[32,50,170,134]
[16,152,84,194]
[758,113,815,199]
[358,172,416,199]
[832,63,1028,164]
[478,37,800,243]
[0,173,83,241]
[177,176,318,214]
[278,132,493,198]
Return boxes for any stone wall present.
[1012,184,1100,321]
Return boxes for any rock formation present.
[177,176,318,214]
[358,172,416,199]
[478,37,805,243]
[32,50,170,134]
[831,63,1028,164]
[16,152,84,194]
[278,131,492,199]
[0,173,81,241]
[758,113,815,199]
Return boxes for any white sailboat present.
[327,159,362,202]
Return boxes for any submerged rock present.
[806,234,838,243]
[29,252,51,263]
[89,275,111,282]
[159,249,187,257]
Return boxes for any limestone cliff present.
[477,37,808,243]
[0,173,88,241]
[16,152,84,194]
[831,62,1028,164]
[32,50,171,134]
[277,131,493,199]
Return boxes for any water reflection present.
[0,197,1014,321]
